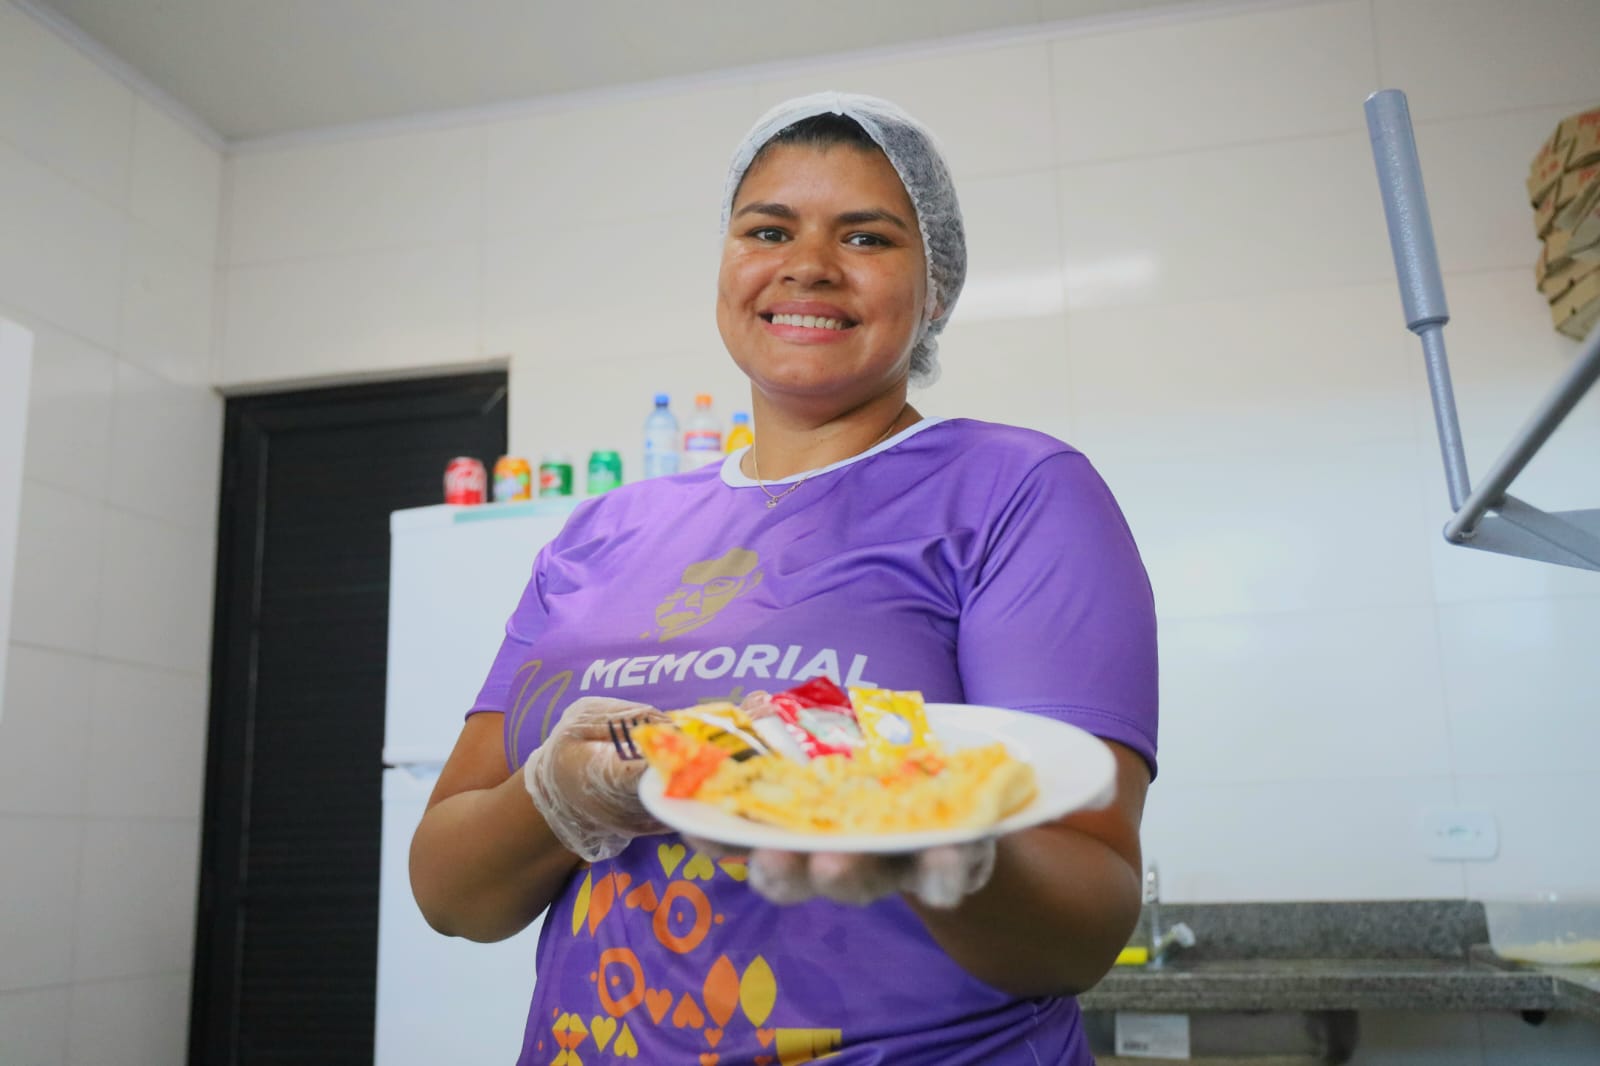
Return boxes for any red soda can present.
[443,457,487,504]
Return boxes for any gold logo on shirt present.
[650,547,763,642]
[506,659,574,746]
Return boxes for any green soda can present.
[587,450,623,495]
[537,453,574,497]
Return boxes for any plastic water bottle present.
[725,412,754,453]
[683,393,723,470]
[643,393,680,478]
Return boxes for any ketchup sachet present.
[764,677,864,760]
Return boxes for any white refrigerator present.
[376,498,579,1066]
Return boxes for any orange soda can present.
[492,456,533,501]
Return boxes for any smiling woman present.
[409,93,1159,1066]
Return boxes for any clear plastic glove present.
[522,697,668,862]
[691,837,997,910]
[739,690,777,717]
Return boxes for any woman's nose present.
[780,234,842,287]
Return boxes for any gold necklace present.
[749,408,910,509]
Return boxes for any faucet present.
[1143,864,1195,970]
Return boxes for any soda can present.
[538,454,574,498]
[443,457,487,505]
[492,455,533,502]
[587,450,623,495]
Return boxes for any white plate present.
[638,703,1119,854]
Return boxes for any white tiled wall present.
[758,44,1056,180]
[64,974,191,1066]
[0,647,94,818]
[1052,0,1378,160]
[0,137,127,351]
[1156,606,1453,785]
[1142,775,1468,901]
[0,986,71,1066]
[7,0,1600,1062]
[482,85,758,231]
[19,323,116,492]
[0,2,220,1062]
[1373,0,1600,121]
[227,125,483,265]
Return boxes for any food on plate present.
[632,680,1037,835]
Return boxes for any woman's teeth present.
[770,313,848,330]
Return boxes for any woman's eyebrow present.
[733,202,911,232]
[836,208,911,232]
[734,201,796,220]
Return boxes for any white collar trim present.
[719,416,947,487]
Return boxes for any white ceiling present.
[26,0,1206,143]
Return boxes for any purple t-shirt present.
[471,417,1157,1065]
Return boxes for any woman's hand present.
[522,697,670,862]
[690,838,997,909]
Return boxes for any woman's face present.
[716,142,928,411]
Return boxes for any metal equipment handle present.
[1366,90,1448,332]
[1365,89,1472,512]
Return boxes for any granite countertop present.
[1078,900,1600,1021]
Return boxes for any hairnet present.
[720,92,966,386]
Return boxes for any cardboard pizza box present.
[1539,253,1600,303]
[1534,188,1558,238]
[1570,186,1600,250]
[1551,270,1600,339]
[1527,129,1569,205]
[1556,293,1599,341]
[1554,163,1600,213]
[1548,227,1573,264]
[1562,105,1600,169]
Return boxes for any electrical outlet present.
[1115,1012,1191,1059]
[1421,808,1499,861]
